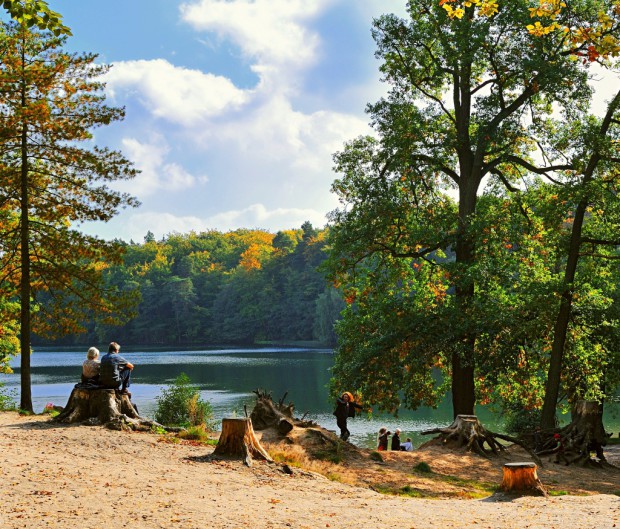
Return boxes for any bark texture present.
[500,462,547,496]
[250,389,312,434]
[54,387,173,432]
[421,415,542,464]
[211,418,273,466]
[537,401,613,468]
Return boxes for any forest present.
[33,222,343,348]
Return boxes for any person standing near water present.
[333,391,362,441]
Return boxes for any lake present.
[2,346,618,449]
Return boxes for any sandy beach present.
[0,412,618,529]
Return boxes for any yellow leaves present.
[441,0,497,19]
[526,21,559,37]
[528,0,565,20]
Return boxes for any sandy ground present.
[0,412,618,529]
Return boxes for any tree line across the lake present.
[33,223,343,348]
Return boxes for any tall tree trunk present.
[540,200,585,429]
[19,56,32,412]
[452,178,477,417]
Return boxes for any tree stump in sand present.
[422,415,542,464]
[54,387,169,431]
[501,462,547,496]
[212,418,273,467]
[250,389,295,434]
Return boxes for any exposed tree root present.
[54,387,180,432]
[421,415,543,465]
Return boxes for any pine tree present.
[0,23,139,411]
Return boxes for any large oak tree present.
[326,0,620,419]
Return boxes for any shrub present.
[154,373,214,428]
[503,406,542,436]
[0,382,17,411]
[413,461,432,473]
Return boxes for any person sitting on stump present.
[100,342,134,395]
[81,347,101,384]
[333,391,362,441]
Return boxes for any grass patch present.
[548,490,569,496]
[371,484,427,498]
[413,461,432,473]
[177,425,216,444]
[607,437,620,445]
[311,440,345,464]
[369,451,383,462]
[408,466,497,499]
[267,443,357,486]
[613,490,620,497]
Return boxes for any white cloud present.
[110,204,327,241]
[179,0,333,69]
[116,136,208,196]
[206,95,370,169]
[105,59,248,126]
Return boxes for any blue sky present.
[37,0,406,242]
[13,1,620,243]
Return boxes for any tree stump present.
[500,462,547,496]
[211,418,273,467]
[54,387,171,431]
[250,389,295,434]
[421,415,542,463]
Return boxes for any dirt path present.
[0,412,618,529]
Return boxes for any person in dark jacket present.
[377,427,390,450]
[333,391,362,441]
[391,428,402,451]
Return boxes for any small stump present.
[212,418,273,467]
[501,462,547,496]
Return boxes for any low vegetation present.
[154,373,214,429]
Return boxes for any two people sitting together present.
[81,342,134,396]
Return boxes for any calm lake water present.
[2,346,619,449]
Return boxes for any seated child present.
[401,437,414,451]
[81,347,101,384]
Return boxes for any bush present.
[503,406,542,436]
[0,382,17,411]
[154,373,214,428]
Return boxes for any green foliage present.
[37,224,341,347]
[177,425,217,444]
[2,0,71,35]
[326,0,620,422]
[502,407,542,437]
[0,382,17,411]
[0,23,139,411]
[154,373,214,428]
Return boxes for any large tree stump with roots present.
[250,389,296,434]
[54,387,175,432]
[211,417,273,467]
[500,462,547,496]
[537,400,614,468]
[422,415,542,464]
